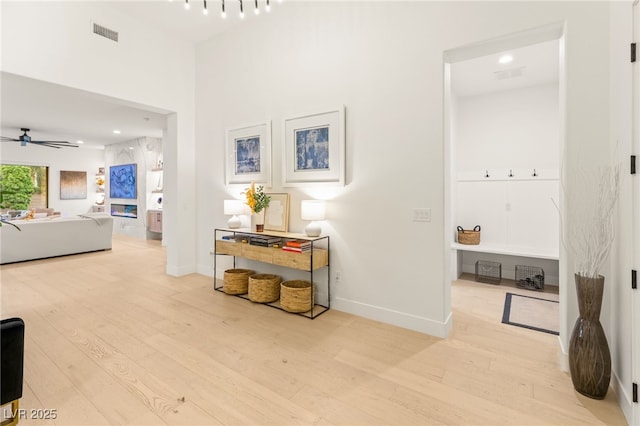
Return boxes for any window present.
[0,164,49,210]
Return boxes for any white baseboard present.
[166,263,196,277]
[557,335,569,372]
[333,297,452,338]
[612,370,634,426]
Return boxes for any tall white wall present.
[0,141,104,216]
[0,1,196,276]
[453,83,560,279]
[456,84,559,173]
[195,1,614,340]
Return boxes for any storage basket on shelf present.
[223,269,255,295]
[475,260,501,284]
[280,280,312,313]
[457,225,481,245]
[515,265,545,291]
[248,274,282,303]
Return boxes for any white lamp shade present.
[301,200,326,221]
[224,199,245,216]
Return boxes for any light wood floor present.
[0,235,627,425]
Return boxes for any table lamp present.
[224,199,245,229]
[301,200,326,237]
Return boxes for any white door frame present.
[443,21,566,346]
[632,2,639,424]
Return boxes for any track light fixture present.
[179,0,276,19]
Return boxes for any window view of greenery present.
[0,165,48,210]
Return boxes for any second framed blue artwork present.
[110,163,137,199]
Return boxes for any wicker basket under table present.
[280,280,312,313]
[248,274,282,303]
[223,268,255,295]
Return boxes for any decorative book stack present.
[222,233,251,243]
[282,240,312,253]
[250,235,283,247]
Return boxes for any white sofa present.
[0,213,113,264]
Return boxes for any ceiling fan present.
[0,128,79,149]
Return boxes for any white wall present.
[0,141,104,216]
[194,2,614,340]
[456,84,559,173]
[0,1,196,276]
[453,83,560,276]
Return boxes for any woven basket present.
[280,280,312,313]
[248,274,282,303]
[457,225,481,245]
[223,269,255,295]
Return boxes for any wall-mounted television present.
[109,163,137,199]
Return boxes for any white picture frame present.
[283,106,345,186]
[225,121,272,186]
[264,193,290,232]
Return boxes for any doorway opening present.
[443,23,566,345]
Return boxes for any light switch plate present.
[413,208,431,222]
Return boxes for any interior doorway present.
[443,23,566,344]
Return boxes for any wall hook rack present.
[485,170,490,178]
[532,169,538,177]
[508,169,514,177]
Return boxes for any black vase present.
[568,273,611,399]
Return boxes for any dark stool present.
[1,318,24,426]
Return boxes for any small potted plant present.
[243,182,270,232]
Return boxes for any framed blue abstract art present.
[225,121,272,186]
[109,163,137,199]
[283,106,345,186]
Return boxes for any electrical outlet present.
[413,208,431,222]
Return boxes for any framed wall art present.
[283,106,345,186]
[60,170,87,200]
[225,121,272,186]
[110,163,137,199]
[264,193,290,232]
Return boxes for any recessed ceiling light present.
[498,54,514,64]
[129,147,134,150]
[76,140,84,144]
[113,130,121,134]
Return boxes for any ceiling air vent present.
[92,22,118,42]
[494,66,525,80]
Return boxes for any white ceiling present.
[1,72,169,148]
[108,0,263,44]
[1,3,559,150]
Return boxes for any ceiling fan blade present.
[31,140,79,147]
[30,141,63,149]
[0,136,20,142]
